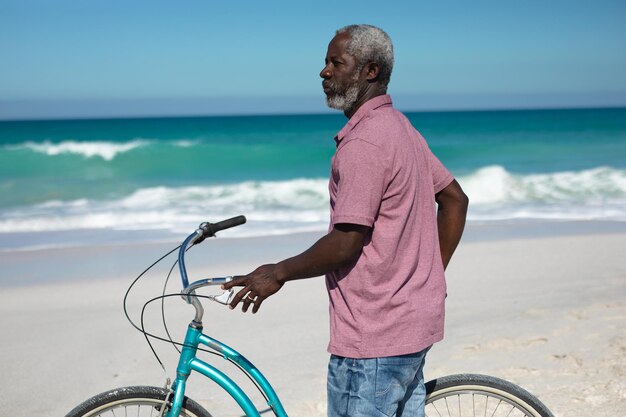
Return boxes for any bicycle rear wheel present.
[425,374,554,417]
[65,386,212,417]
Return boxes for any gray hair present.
[336,24,394,87]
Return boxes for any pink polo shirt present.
[326,95,454,358]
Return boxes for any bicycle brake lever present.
[209,289,234,305]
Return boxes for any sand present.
[0,227,624,417]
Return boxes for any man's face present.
[320,33,363,111]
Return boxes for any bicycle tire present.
[425,374,554,417]
[65,385,212,417]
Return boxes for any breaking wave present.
[4,139,199,161]
[1,166,625,241]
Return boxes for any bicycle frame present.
[167,322,289,417]
[166,221,289,417]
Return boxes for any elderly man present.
[224,24,468,417]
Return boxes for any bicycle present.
[65,216,555,417]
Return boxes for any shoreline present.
[2,219,626,288]
[3,218,626,252]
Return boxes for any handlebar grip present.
[200,215,247,238]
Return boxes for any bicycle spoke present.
[473,393,476,417]
[432,401,444,417]
[489,399,502,417]
[484,395,488,417]
[428,388,535,417]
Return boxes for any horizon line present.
[1,103,626,123]
[2,92,626,122]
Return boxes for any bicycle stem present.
[178,228,236,323]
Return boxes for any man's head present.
[320,24,394,115]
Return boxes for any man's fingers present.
[222,275,246,290]
[228,287,250,309]
[243,294,263,314]
[241,292,257,313]
[222,265,278,313]
[251,297,264,314]
[228,288,263,313]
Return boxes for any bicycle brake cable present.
[160,242,196,357]
[123,245,180,372]
[123,244,181,334]
[124,242,271,405]
[161,258,182,355]
[140,292,272,405]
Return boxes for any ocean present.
[1,107,625,251]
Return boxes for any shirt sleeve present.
[331,139,388,227]
[427,146,454,194]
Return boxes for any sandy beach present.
[1,224,624,417]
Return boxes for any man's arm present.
[222,223,369,313]
[435,179,469,270]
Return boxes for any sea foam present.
[0,178,330,236]
[8,139,150,161]
[460,165,626,204]
[0,167,624,238]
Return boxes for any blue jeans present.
[327,347,430,417]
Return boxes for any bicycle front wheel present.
[425,374,554,417]
[65,386,212,417]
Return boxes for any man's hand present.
[222,264,284,313]
[221,223,368,314]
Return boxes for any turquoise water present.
[1,107,625,249]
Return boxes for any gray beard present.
[325,69,361,112]
[326,82,360,112]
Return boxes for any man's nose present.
[320,65,331,79]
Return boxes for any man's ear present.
[364,62,381,82]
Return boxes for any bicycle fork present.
[166,322,289,417]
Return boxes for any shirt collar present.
[334,94,393,144]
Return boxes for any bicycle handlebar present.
[198,215,247,242]
[179,216,246,296]
[181,276,234,305]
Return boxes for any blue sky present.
[1,0,625,119]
